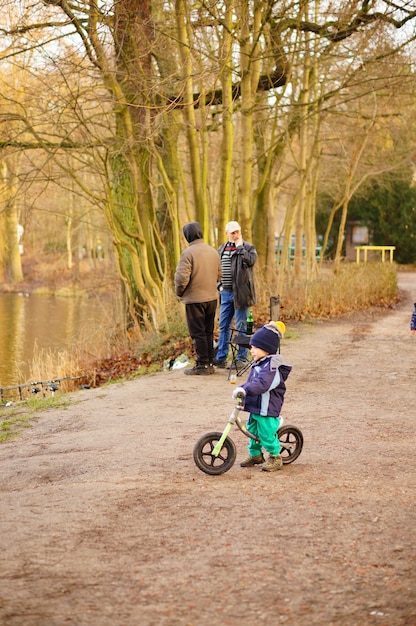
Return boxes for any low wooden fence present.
[0,376,89,404]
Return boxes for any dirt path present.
[1,272,415,626]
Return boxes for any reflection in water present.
[0,295,25,387]
[0,293,120,387]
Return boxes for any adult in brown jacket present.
[174,222,222,375]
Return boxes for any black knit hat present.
[183,222,203,243]
[249,325,280,354]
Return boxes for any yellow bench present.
[355,245,396,264]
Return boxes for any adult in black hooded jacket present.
[174,222,222,375]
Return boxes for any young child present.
[410,303,416,335]
[232,322,291,472]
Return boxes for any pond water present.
[0,293,121,388]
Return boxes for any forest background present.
[1,1,416,368]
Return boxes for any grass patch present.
[0,396,71,442]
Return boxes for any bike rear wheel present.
[193,431,236,475]
[278,424,303,464]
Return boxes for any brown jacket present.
[174,224,221,304]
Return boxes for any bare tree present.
[1,0,415,327]
[0,155,23,282]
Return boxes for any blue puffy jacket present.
[411,303,416,331]
[241,354,291,417]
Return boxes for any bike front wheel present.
[193,431,236,475]
[278,424,303,464]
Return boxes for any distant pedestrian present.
[213,221,257,368]
[174,222,222,375]
[410,302,416,335]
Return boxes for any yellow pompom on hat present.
[270,320,286,336]
[250,321,284,354]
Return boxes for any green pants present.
[247,413,281,457]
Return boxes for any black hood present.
[183,222,203,243]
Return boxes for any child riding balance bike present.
[193,322,303,475]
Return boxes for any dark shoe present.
[235,359,249,369]
[240,454,265,467]
[208,363,215,374]
[262,454,283,472]
[213,358,227,368]
[184,364,210,376]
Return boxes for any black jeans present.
[185,300,217,365]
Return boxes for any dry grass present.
[26,262,398,387]
[249,262,398,323]
[28,345,88,392]
[27,317,132,391]
[272,263,398,321]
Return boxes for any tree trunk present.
[103,0,168,333]
[0,158,23,283]
[237,1,261,239]
[175,0,206,227]
[217,0,235,242]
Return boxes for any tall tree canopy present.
[1,0,415,330]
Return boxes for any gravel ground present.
[0,272,415,626]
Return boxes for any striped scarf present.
[221,242,236,290]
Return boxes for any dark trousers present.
[185,300,217,365]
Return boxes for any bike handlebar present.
[232,386,246,400]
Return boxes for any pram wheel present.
[193,431,236,475]
[277,424,303,464]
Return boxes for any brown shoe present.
[262,454,283,472]
[240,454,265,467]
